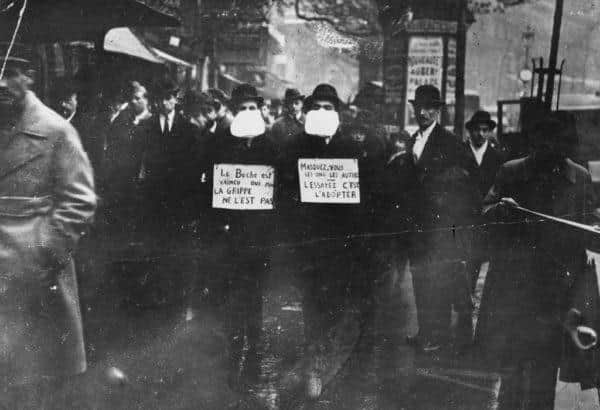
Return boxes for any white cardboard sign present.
[298,158,360,204]
[212,164,275,210]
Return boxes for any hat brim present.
[232,96,264,107]
[285,94,305,102]
[466,119,497,131]
[409,99,445,107]
[304,95,341,111]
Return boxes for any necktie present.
[162,117,170,138]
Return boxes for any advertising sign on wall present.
[405,36,444,128]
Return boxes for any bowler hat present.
[466,110,496,131]
[284,88,304,103]
[155,79,179,99]
[305,83,341,111]
[231,83,264,107]
[531,112,577,144]
[183,90,215,114]
[409,84,444,107]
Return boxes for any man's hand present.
[499,197,519,208]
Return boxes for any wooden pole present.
[454,0,467,137]
[544,0,564,110]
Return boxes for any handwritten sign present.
[212,164,275,210]
[298,159,360,204]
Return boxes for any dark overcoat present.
[476,157,595,367]
[208,134,279,250]
[137,113,200,233]
[388,124,478,263]
[463,142,507,198]
[0,91,96,385]
[280,131,385,244]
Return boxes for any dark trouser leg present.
[498,359,558,410]
[301,249,329,345]
[244,254,265,351]
[411,260,453,344]
[452,261,474,348]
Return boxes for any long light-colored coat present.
[0,91,96,386]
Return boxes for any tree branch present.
[294,0,378,37]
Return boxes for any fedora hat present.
[231,83,264,107]
[466,110,497,131]
[409,84,444,107]
[305,83,341,111]
[284,88,304,103]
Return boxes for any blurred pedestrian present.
[463,110,506,290]
[261,98,274,130]
[53,80,103,174]
[207,83,278,387]
[476,113,595,409]
[0,50,96,408]
[396,85,478,353]
[102,81,150,226]
[135,80,200,308]
[208,88,234,139]
[270,88,305,151]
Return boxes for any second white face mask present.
[304,109,340,137]
[230,110,266,138]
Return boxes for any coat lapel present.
[0,93,50,180]
[416,124,441,169]
[0,132,46,180]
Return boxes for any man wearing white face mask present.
[208,83,278,388]
[281,84,386,398]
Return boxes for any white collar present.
[416,121,436,140]
[160,111,175,130]
[412,122,436,162]
[133,109,150,125]
[469,140,489,166]
[66,111,76,123]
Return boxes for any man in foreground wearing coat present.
[476,113,595,409]
[0,51,96,407]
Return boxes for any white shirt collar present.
[470,140,489,166]
[66,111,76,123]
[133,109,150,125]
[412,121,436,162]
[160,111,175,132]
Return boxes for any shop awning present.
[104,28,163,64]
[0,0,179,43]
[150,47,194,68]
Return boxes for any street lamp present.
[521,26,535,69]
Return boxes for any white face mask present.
[230,110,266,138]
[304,109,340,137]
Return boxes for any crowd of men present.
[1,43,600,409]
